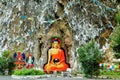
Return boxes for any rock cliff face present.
[0,0,118,70]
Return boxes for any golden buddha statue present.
[43,37,70,73]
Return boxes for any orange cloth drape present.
[44,49,69,72]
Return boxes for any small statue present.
[13,52,26,69]
[26,54,34,68]
[43,37,70,73]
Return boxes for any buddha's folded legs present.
[44,63,69,73]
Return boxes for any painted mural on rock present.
[0,0,118,71]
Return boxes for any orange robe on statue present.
[44,49,69,72]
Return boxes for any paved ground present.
[0,76,93,80]
[37,77,90,80]
[0,76,113,80]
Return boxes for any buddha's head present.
[52,38,61,49]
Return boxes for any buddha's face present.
[53,42,59,49]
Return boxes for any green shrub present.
[0,57,7,75]
[13,69,44,75]
[101,70,120,75]
[110,25,120,58]
[0,51,15,75]
[78,40,103,78]
[100,70,120,78]
[7,57,16,75]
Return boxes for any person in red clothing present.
[43,37,70,73]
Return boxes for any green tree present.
[110,25,120,59]
[110,11,120,59]
[77,40,103,78]
[115,11,120,24]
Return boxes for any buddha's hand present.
[46,63,54,69]
[46,64,51,71]
[57,64,63,68]
[55,62,60,65]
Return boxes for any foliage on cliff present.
[115,11,120,24]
